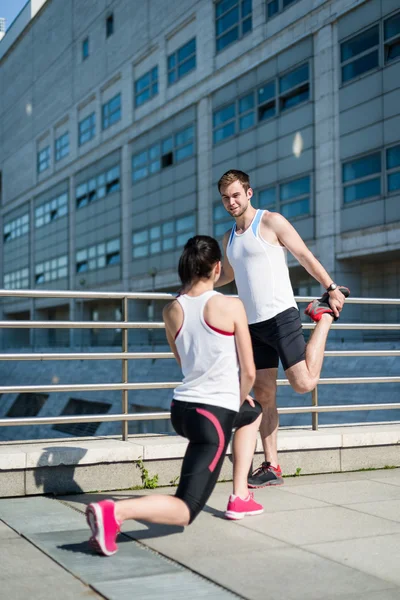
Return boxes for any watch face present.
[329,283,337,291]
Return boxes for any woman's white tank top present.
[226,209,297,324]
[173,290,240,412]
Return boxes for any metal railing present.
[0,289,399,439]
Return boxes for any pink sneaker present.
[225,492,264,520]
[86,500,121,556]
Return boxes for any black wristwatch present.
[326,283,337,292]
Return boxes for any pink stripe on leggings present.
[196,408,225,472]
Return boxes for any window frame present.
[78,112,96,146]
[76,238,121,273]
[341,150,382,206]
[35,255,68,285]
[55,131,70,162]
[82,37,89,61]
[75,164,120,209]
[215,0,253,54]
[35,192,68,228]
[3,267,29,290]
[106,13,114,38]
[383,10,400,65]
[132,214,196,259]
[386,143,400,195]
[3,213,29,243]
[102,93,121,130]
[167,38,196,86]
[266,0,299,21]
[37,146,51,174]
[134,66,159,107]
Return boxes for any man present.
[216,169,349,487]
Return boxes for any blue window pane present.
[109,94,120,112]
[133,231,148,245]
[387,145,400,169]
[239,112,254,130]
[178,56,196,78]
[239,93,254,113]
[281,198,309,218]
[342,50,379,82]
[258,81,275,104]
[150,160,160,173]
[214,221,232,237]
[149,145,160,160]
[343,178,381,203]
[216,26,239,51]
[175,126,194,146]
[216,6,239,36]
[152,82,158,95]
[214,204,228,220]
[242,0,252,18]
[132,167,148,181]
[341,26,379,61]
[280,177,310,201]
[242,16,252,34]
[280,64,309,93]
[213,103,235,127]
[342,153,381,182]
[216,0,237,18]
[178,38,196,62]
[82,38,89,59]
[213,122,236,144]
[384,12,400,40]
[259,187,276,208]
[163,221,174,235]
[168,71,176,85]
[136,89,150,106]
[176,143,194,161]
[258,102,276,121]
[152,66,158,80]
[133,245,148,258]
[388,172,400,192]
[281,87,309,111]
[386,41,400,63]
[135,73,150,93]
[163,238,174,251]
[176,215,195,231]
[267,0,279,18]
[162,137,173,154]
[168,54,176,69]
[132,151,147,168]
[283,0,297,7]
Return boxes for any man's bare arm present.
[215,230,235,288]
[267,213,345,317]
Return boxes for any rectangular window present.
[102,93,121,130]
[168,38,196,85]
[35,192,68,228]
[342,152,381,204]
[216,0,252,53]
[213,204,232,238]
[3,213,29,243]
[35,255,68,284]
[280,176,310,218]
[79,112,96,145]
[7,393,48,418]
[279,63,309,112]
[76,164,120,209]
[135,66,158,107]
[106,13,114,38]
[238,92,255,131]
[384,12,400,64]
[4,267,29,290]
[266,0,298,19]
[213,103,236,144]
[387,144,400,193]
[257,186,276,209]
[55,132,70,162]
[341,26,379,83]
[37,146,50,173]
[82,37,89,60]
[174,125,194,162]
[76,239,120,272]
[132,214,196,258]
[257,80,276,121]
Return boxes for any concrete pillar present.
[68,173,76,348]
[121,143,132,289]
[196,96,213,235]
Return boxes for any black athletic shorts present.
[170,398,262,523]
[248,307,306,371]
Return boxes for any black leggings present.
[170,399,262,524]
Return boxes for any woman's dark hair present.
[178,235,222,286]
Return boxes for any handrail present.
[0,288,399,438]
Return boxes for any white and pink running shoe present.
[86,500,121,556]
[225,493,264,520]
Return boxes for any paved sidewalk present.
[1,468,400,599]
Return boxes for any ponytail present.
[178,235,221,286]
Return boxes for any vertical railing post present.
[121,296,129,441]
[311,386,318,431]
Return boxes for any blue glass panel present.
[132,151,147,168]
[178,56,196,78]
[267,0,279,18]
[178,38,196,62]
[343,178,381,203]
[133,230,148,244]
[176,143,194,161]
[175,126,194,146]
[216,26,239,51]
[258,187,276,208]
[239,112,254,130]
[258,81,275,104]
[281,87,309,111]
[163,238,174,251]
[162,137,173,154]
[168,71,176,85]
[162,221,174,235]
[387,145,400,169]
[152,82,158,95]
[258,102,276,121]
[176,215,195,231]
[242,16,252,34]
[213,121,236,144]
[151,66,158,80]
[341,26,379,61]
[342,153,381,182]
[216,0,237,18]
[283,0,297,7]
[280,176,310,201]
[214,204,228,220]
[132,167,148,181]
[386,41,400,63]
[342,50,379,82]
[135,72,150,93]
[241,0,252,18]
[213,103,236,127]
[214,221,232,237]
[216,6,239,36]
[281,198,309,218]
[388,172,400,192]
[279,63,309,93]
[133,245,148,258]
[239,93,254,113]
[384,12,400,40]
[168,54,176,69]
[136,89,150,106]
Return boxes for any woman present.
[86,235,263,556]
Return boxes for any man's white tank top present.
[226,209,297,324]
[173,290,240,412]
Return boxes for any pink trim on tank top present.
[204,320,234,336]
[196,408,225,472]
[174,325,182,340]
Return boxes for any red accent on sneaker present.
[225,492,264,520]
[86,500,121,556]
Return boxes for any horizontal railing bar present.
[1,320,400,330]
[0,352,176,361]
[1,289,399,305]
[0,350,398,362]
[1,402,399,427]
[0,377,399,395]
